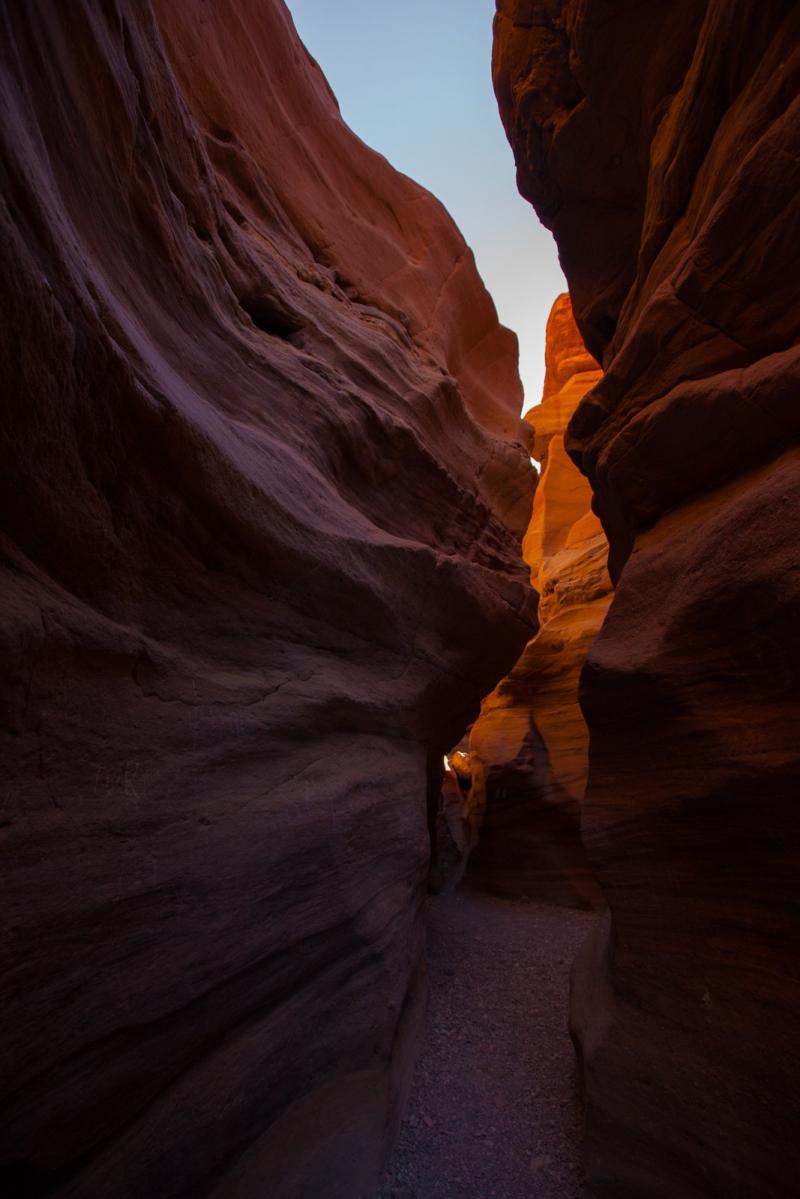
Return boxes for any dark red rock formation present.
[428,763,472,895]
[0,3,535,1196]
[495,2,800,1196]
[468,295,607,908]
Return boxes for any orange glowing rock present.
[468,294,609,908]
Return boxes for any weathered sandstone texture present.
[0,3,535,1196]
[495,2,800,1196]
[468,295,608,908]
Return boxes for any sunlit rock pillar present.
[468,295,608,908]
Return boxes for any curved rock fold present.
[0,3,535,1196]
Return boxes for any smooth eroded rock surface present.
[0,3,535,1196]
[468,295,607,908]
[495,3,800,1196]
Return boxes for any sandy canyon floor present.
[378,889,599,1199]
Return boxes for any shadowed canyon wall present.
[495,2,800,1197]
[0,2,536,1196]
[468,294,608,908]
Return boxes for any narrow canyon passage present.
[3,3,799,1197]
[378,889,598,1199]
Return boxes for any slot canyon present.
[0,3,798,1199]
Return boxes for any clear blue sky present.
[286,0,565,409]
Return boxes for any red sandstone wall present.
[468,294,608,908]
[494,2,800,1196]
[0,3,535,1196]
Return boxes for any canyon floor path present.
[378,888,599,1199]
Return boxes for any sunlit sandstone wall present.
[0,3,536,1196]
[495,2,800,1196]
[468,294,608,908]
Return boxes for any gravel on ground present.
[377,886,599,1199]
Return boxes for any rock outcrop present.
[0,3,535,1196]
[428,760,473,895]
[468,294,608,908]
[495,2,800,1196]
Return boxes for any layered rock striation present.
[0,3,535,1196]
[468,294,608,908]
[495,2,800,1196]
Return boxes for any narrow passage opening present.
[378,714,603,1198]
[284,6,606,1197]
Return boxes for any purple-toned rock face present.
[0,3,535,1195]
[495,3,800,1197]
